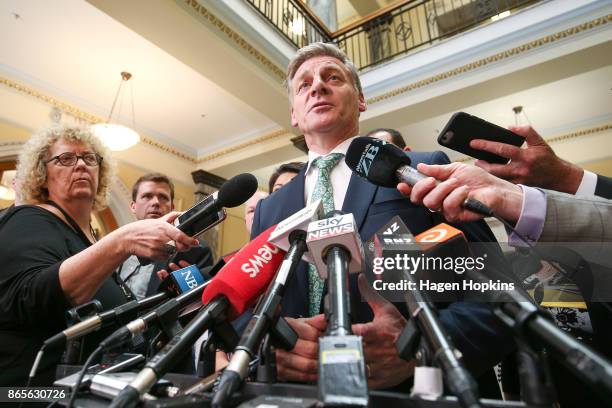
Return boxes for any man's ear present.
[129,201,136,215]
[170,201,175,211]
[358,93,367,113]
[290,106,298,128]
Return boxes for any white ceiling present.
[0,0,278,156]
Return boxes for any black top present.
[0,205,128,386]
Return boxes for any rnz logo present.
[241,243,280,278]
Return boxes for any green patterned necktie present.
[308,153,344,317]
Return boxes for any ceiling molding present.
[197,128,290,163]
[0,76,291,168]
[455,122,612,162]
[366,14,612,106]
[184,0,286,82]
[0,76,199,163]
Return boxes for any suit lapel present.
[342,173,377,231]
[282,167,306,217]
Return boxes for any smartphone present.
[437,112,524,164]
[173,190,226,237]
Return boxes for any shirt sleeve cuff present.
[507,185,547,247]
[575,170,597,196]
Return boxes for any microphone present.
[412,223,612,403]
[345,137,493,217]
[212,203,321,407]
[139,173,258,266]
[373,218,481,408]
[97,260,225,352]
[306,211,368,407]
[109,225,285,407]
[175,173,258,237]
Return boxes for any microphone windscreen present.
[217,173,259,208]
[345,137,412,188]
[202,224,285,318]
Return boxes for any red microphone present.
[109,224,286,407]
[202,224,285,319]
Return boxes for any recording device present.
[268,199,323,263]
[174,173,258,237]
[213,205,319,407]
[377,219,481,408]
[306,211,368,407]
[412,222,612,403]
[137,173,257,266]
[306,212,365,279]
[109,225,285,408]
[201,224,285,320]
[158,264,208,295]
[437,112,524,164]
[345,136,494,217]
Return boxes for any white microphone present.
[306,212,364,279]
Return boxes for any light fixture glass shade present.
[0,185,15,201]
[91,123,140,151]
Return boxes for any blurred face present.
[130,181,173,220]
[290,56,366,138]
[44,138,100,206]
[370,130,394,144]
[272,171,298,192]
[244,191,268,235]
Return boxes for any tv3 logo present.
[358,144,380,176]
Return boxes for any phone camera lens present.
[441,131,454,143]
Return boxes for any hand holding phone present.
[437,112,524,164]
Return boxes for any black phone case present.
[437,112,524,164]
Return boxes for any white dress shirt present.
[304,136,358,210]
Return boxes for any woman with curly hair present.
[0,125,198,386]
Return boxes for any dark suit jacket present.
[595,174,612,199]
[251,150,513,376]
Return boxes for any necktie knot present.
[312,153,343,173]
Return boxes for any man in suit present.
[251,42,513,390]
[470,125,612,199]
[119,173,212,299]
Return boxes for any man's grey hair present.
[284,42,363,101]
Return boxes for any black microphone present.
[373,218,481,408]
[139,173,258,266]
[174,173,258,237]
[109,225,286,407]
[345,137,493,216]
[306,211,369,407]
[109,298,231,408]
[413,223,612,403]
[97,259,225,352]
[212,201,321,407]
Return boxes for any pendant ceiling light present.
[91,71,140,151]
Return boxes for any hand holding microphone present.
[399,162,524,224]
[346,137,506,220]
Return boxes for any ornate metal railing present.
[245,0,542,70]
[246,0,331,49]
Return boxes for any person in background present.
[244,190,268,236]
[0,125,198,386]
[120,173,212,299]
[366,128,411,151]
[268,162,305,193]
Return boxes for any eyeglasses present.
[45,152,103,167]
